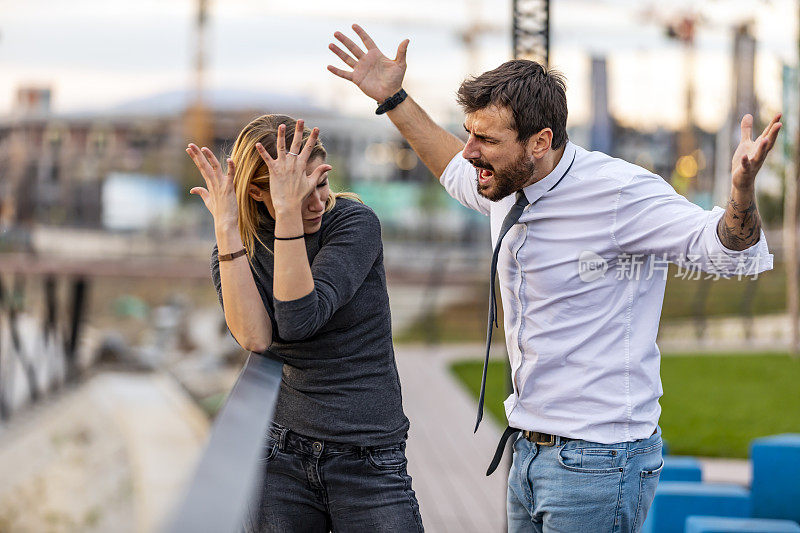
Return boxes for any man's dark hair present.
[456,59,568,149]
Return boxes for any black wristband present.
[375,89,408,115]
[274,234,305,241]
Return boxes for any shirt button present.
[313,442,322,452]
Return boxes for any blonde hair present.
[229,114,362,257]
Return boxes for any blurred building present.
[0,87,434,234]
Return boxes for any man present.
[327,24,780,531]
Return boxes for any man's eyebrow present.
[463,123,495,141]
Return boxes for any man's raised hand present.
[731,113,782,191]
[327,24,409,104]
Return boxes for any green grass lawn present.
[450,353,800,458]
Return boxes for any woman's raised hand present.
[255,120,332,215]
[187,144,239,229]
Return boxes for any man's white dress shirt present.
[440,141,773,444]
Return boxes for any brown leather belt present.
[486,426,575,476]
[521,430,574,447]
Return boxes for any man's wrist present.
[376,89,408,115]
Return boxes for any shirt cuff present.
[705,206,774,275]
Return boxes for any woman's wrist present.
[215,222,243,253]
[273,200,303,218]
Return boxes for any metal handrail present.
[166,351,283,533]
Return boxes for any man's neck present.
[522,144,567,188]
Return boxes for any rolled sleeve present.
[613,173,773,276]
[702,206,773,276]
[439,152,491,216]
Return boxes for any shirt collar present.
[520,141,577,205]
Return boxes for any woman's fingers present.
[255,142,274,165]
[299,127,320,160]
[289,120,305,156]
[188,186,211,210]
[201,146,223,174]
[186,144,216,188]
[276,124,287,159]
[310,163,333,181]
[225,158,235,179]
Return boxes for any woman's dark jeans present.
[242,423,424,532]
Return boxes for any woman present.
[186,114,423,532]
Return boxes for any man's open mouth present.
[477,168,494,184]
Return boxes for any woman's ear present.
[247,184,263,201]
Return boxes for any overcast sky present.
[0,0,797,129]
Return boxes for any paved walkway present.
[395,344,509,532]
[394,343,752,532]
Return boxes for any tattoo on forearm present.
[717,198,761,250]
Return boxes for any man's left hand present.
[731,113,782,191]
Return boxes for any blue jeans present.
[243,423,424,532]
[507,426,663,532]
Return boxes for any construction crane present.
[512,0,550,65]
[184,0,213,152]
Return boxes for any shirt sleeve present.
[439,151,491,216]
[271,205,382,341]
[611,173,773,276]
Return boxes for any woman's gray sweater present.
[211,198,409,446]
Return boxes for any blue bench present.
[660,456,702,482]
[642,482,751,533]
[686,516,800,533]
[751,434,800,522]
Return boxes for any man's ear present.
[526,128,553,160]
[247,184,262,201]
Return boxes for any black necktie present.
[475,190,529,432]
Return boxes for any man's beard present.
[473,152,536,202]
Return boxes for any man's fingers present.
[741,154,752,172]
[766,122,782,150]
[334,31,365,59]
[759,113,780,139]
[289,120,305,155]
[740,114,754,142]
[352,24,377,50]
[752,137,770,164]
[395,39,409,64]
[329,43,357,68]
[327,65,353,81]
